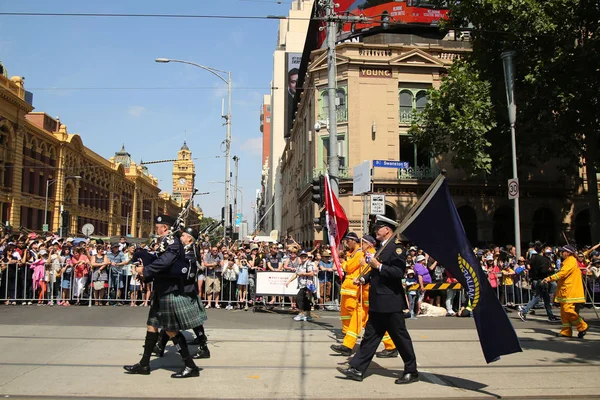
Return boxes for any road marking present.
[247,375,260,379]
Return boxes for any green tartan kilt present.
[147,293,207,331]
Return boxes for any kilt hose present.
[147,293,207,331]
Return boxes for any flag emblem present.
[458,254,480,310]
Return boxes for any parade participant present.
[123,215,204,378]
[337,215,418,384]
[153,227,210,359]
[542,245,589,339]
[331,232,397,357]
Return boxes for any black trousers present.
[349,311,417,374]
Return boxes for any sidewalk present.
[0,310,599,399]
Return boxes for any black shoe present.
[330,344,352,356]
[395,372,419,385]
[336,366,363,382]
[123,363,150,375]
[517,311,527,322]
[375,349,399,358]
[152,344,165,357]
[171,366,200,379]
[193,344,211,359]
[548,315,560,322]
[188,337,201,345]
[578,327,589,339]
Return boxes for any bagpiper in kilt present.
[152,227,210,360]
[123,214,202,379]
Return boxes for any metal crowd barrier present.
[3,261,598,312]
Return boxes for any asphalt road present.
[3,302,594,331]
[0,305,599,399]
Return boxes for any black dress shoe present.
[336,366,363,382]
[375,349,399,358]
[395,372,419,385]
[152,344,165,357]
[123,363,150,375]
[330,344,352,356]
[193,344,211,359]
[171,366,200,379]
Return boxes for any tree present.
[197,217,223,245]
[409,60,496,175]
[418,0,600,242]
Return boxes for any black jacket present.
[528,254,553,281]
[364,238,407,313]
[182,244,200,295]
[143,233,187,296]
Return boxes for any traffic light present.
[311,175,324,206]
[225,226,233,238]
[313,210,326,233]
[380,10,390,29]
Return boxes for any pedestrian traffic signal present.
[225,226,233,237]
[61,210,70,236]
[311,175,324,206]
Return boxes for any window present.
[399,88,429,123]
[319,86,348,123]
[399,136,431,169]
[319,133,348,173]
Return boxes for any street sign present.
[82,223,94,237]
[42,224,49,233]
[373,160,410,169]
[508,179,519,200]
[235,213,242,227]
[370,194,385,215]
[353,160,372,195]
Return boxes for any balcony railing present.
[399,109,414,124]
[312,167,351,180]
[398,166,439,180]
[318,107,348,124]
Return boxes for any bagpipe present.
[171,188,199,236]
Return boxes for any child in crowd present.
[30,250,48,305]
[405,269,418,319]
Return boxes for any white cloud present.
[128,106,145,118]
[241,137,262,157]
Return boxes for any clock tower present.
[172,141,196,204]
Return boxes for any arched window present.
[415,91,428,114]
[458,205,478,246]
[493,207,515,246]
[532,208,555,245]
[574,209,591,246]
[399,91,413,123]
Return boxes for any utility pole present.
[224,72,232,239]
[319,0,366,197]
[324,0,339,197]
[233,155,239,232]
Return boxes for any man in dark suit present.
[337,215,419,385]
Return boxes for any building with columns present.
[0,61,201,238]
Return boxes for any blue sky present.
[0,0,292,225]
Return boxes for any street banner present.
[399,175,522,363]
[324,173,349,278]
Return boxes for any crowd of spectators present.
[1,231,599,318]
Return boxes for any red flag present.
[324,174,349,277]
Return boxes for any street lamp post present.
[156,58,232,240]
[501,51,522,257]
[44,175,81,232]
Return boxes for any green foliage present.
[197,217,223,245]
[410,60,497,175]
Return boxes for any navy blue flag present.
[399,175,522,363]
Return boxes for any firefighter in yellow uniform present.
[331,232,397,357]
[543,245,589,339]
